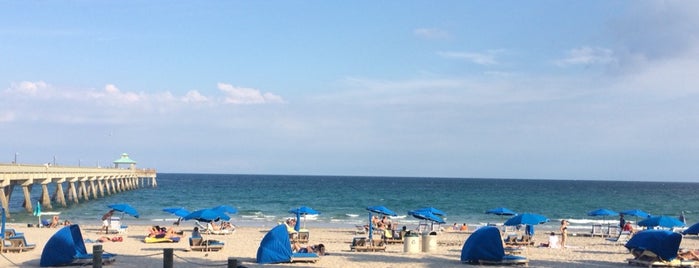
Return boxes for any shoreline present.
[2,222,697,267]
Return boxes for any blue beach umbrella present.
[638,216,685,229]
[366,206,397,242]
[504,213,549,226]
[408,209,446,224]
[620,209,650,218]
[107,204,139,218]
[486,207,517,216]
[683,222,699,235]
[162,207,190,218]
[289,206,320,231]
[211,205,238,215]
[587,208,618,217]
[414,207,447,216]
[183,208,231,222]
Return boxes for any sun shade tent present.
[625,230,682,261]
[256,224,318,264]
[461,226,528,264]
[683,222,699,235]
[40,225,116,267]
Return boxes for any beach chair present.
[2,235,37,253]
[606,231,631,245]
[4,228,24,238]
[350,237,386,252]
[625,230,695,268]
[109,217,127,234]
[355,225,367,234]
[257,225,321,264]
[189,237,224,252]
[590,224,604,237]
[296,230,311,244]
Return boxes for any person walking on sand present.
[560,220,568,249]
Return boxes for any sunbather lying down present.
[678,249,699,261]
[292,242,327,255]
[97,236,123,242]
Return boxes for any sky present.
[1,1,699,182]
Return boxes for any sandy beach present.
[1,223,697,267]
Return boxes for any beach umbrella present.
[33,201,42,227]
[183,208,231,222]
[620,209,650,218]
[366,206,397,216]
[414,207,447,216]
[211,205,238,215]
[288,206,320,231]
[620,209,650,227]
[683,222,699,235]
[504,213,549,226]
[587,208,618,217]
[366,206,397,242]
[162,207,190,218]
[408,209,445,224]
[107,204,139,218]
[638,216,685,229]
[587,208,619,229]
[486,207,517,216]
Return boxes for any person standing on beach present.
[101,210,115,234]
[619,214,626,230]
[560,220,568,249]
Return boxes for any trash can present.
[403,232,420,253]
[422,231,437,252]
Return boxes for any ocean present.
[6,174,699,231]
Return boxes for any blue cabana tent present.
[683,222,699,235]
[625,230,682,261]
[461,226,527,264]
[256,224,318,264]
[40,225,116,267]
[257,224,293,264]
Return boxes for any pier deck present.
[0,163,156,217]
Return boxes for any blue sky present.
[2,1,699,181]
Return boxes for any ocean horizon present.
[6,173,698,232]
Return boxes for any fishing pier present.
[0,153,156,217]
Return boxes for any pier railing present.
[0,163,157,217]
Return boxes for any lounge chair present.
[189,237,224,252]
[355,225,367,234]
[297,230,309,244]
[109,217,127,234]
[461,226,529,266]
[2,235,37,253]
[196,221,234,235]
[144,236,181,243]
[606,231,631,245]
[350,236,386,252]
[4,228,24,238]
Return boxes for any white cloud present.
[437,51,499,65]
[555,46,616,66]
[413,28,450,39]
[182,90,209,103]
[0,111,14,122]
[217,82,284,104]
[8,80,49,96]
